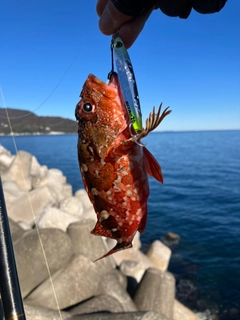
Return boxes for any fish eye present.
[115,41,123,48]
[83,103,92,113]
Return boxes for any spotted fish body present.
[75,72,171,260]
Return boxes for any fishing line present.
[0,32,91,120]
[0,86,64,320]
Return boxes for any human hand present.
[96,0,155,49]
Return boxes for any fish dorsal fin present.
[143,147,163,183]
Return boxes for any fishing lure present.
[111,33,142,134]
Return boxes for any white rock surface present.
[2,151,32,191]
[120,260,147,283]
[146,240,172,272]
[59,196,84,217]
[74,188,93,209]
[2,180,25,202]
[30,155,42,177]
[0,149,14,172]
[37,207,80,232]
[62,183,73,198]
[31,168,66,201]
[7,186,58,224]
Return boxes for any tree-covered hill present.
[0,108,77,135]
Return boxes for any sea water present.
[1,130,240,319]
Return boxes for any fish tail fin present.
[94,240,133,262]
[143,146,164,183]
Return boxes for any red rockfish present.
[75,72,171,260]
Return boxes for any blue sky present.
[0,0,239,131]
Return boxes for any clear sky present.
[1,0,239,131]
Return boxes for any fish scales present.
[75,72,171,260]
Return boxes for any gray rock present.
[69,311,169,320]
[96,270,137,312]
[120,259,148,283]
[14,228,72,298]
[7,186,58,224]
[24,303,72,320]
[8,217,25,242]
[67,220,115,270]
[37,207,80,232]
[146,240,171,272]
[68,294,124,314]
[2,151,32,191]
[26,255,100,310]
[133,268,175,320]
[107,246,154,283]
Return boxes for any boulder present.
[96,270,137,312]
[59,196,83,217]
[14,228,73,298]
[107,246,154,282]
[133,268,175,320]
[2,180,25,203]
[31,168,65,202]
[62,183,73,198]
[24,303,72,320]
[24,304,69,320]
[67,220,115,269]
[120,259,146,283]
[70,311,169,320]
[2,151,32,191]
[80,206,96,221]
[26,255,100,310]
[173,300,201,320]
[0,146,14,173]
[68,294,124,314]
[37,207,80,232]
[8,217,25,242]
[30,155,42,178]
[7,186,58,224]
[74,189,93,209]
[165,232,180,242]
[146,240,171,271]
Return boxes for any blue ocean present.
[1,131,240,319]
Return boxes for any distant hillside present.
[0,108,78,135]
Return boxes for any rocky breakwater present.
[0,145,200,320]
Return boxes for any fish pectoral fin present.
[144,146,164,183]
[94,240,133,262]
